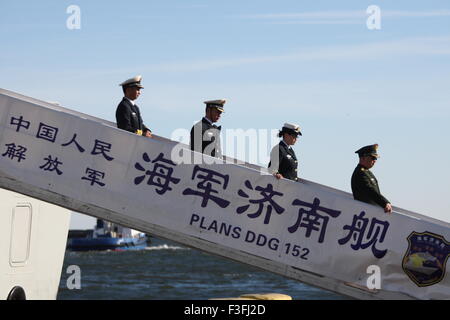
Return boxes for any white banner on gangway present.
[0,89,448,300]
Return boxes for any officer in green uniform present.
[351,144,392,213]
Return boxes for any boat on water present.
[67,219,148,251]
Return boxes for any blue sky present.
[1,1,449,227]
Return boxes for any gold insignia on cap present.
[204,99,226,105]
[283,122,300,132]
[120,75,144,88]
[204,99,226,112]
[281,122,302,135]
[355,143,379,158]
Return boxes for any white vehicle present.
[0,188,70,300]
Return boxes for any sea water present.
[58,238,347,300]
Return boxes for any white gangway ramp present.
[0,88,449,300]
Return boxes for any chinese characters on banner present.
[2,114,391,259]
[5,116,113,187]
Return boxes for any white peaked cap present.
[282,122,302,135]
[119,75,144,88]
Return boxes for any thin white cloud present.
[382,10,450,17]
[139,36,450,73]
[234,9,450,24]
[236,11,365,20]
[270,20,361,25]
[6,36,448,77]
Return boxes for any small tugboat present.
[67,219,148,251]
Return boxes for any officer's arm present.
[268,145,280,174]
[359,174,390,208]
[269,146,285,179]
[190,124,202,152]
[116,104,134,133]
